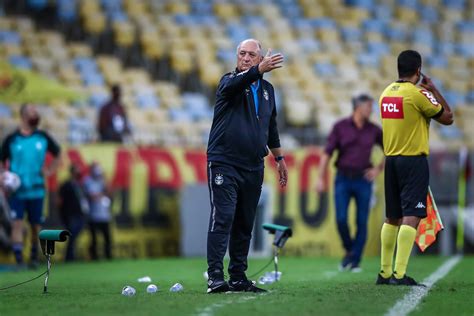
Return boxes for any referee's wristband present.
[274,155,285,162]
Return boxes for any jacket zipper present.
[246,87,262,159]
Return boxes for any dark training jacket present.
[207,65,281,171]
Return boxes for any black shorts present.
[384,155,429,219]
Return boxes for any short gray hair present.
[236,39,263,56]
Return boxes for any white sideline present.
[385,255,462,316]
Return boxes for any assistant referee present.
[376,50,453,286]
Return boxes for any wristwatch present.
[274,155,285,162]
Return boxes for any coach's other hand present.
[258,49,284,74]
[316,177,328,193]
[277,159,288,188]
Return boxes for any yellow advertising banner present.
[1,145,385,262]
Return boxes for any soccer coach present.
[206,39,288,293]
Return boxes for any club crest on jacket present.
[215,174,224,185]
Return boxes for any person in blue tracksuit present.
[206,39,288,293]
[0,104,61,269]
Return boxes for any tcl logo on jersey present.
[381,97,404,119]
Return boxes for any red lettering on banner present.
[267,154,296,193]
[45,153,58,190]
[111,149,133,189]
[138,148,182,189]
[185,150,207,183]
[300,151,321,192]
[67,148,88,173]
[381,96,404,119]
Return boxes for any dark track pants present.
[206,162,264,281]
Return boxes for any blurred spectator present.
[317,94,384,272]
[97,85,131,143]
[0,104,61,269]
[84,162,112,260]
[58,165,89,262]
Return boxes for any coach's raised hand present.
[258,49,284,74]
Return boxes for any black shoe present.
[389,274,426,287]
[375,273,391,285]
[207,278,229,294]
[228,279,267,293]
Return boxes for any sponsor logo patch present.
[420,90,439,106]
[263,89,269,100]
[381,96,404,119]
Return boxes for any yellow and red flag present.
[416,187,444,252]
[0,62,80,104]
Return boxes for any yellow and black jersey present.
[379,81,443,156]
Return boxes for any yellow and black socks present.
[380,223,399,278]
[394,225,417,279]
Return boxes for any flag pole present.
[429,187,444,229]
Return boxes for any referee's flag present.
[415,187,444,252]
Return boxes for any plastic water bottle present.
[169,283,184,292]
[138,276,152,283]
[146,284,158,293]
[121,285,136,296]
[258,271,282,285]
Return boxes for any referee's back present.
[379,81,443,156]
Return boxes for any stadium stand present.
[0,0,473,148]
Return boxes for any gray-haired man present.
[206,39,288,293]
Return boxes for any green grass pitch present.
[1,256,473,316]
